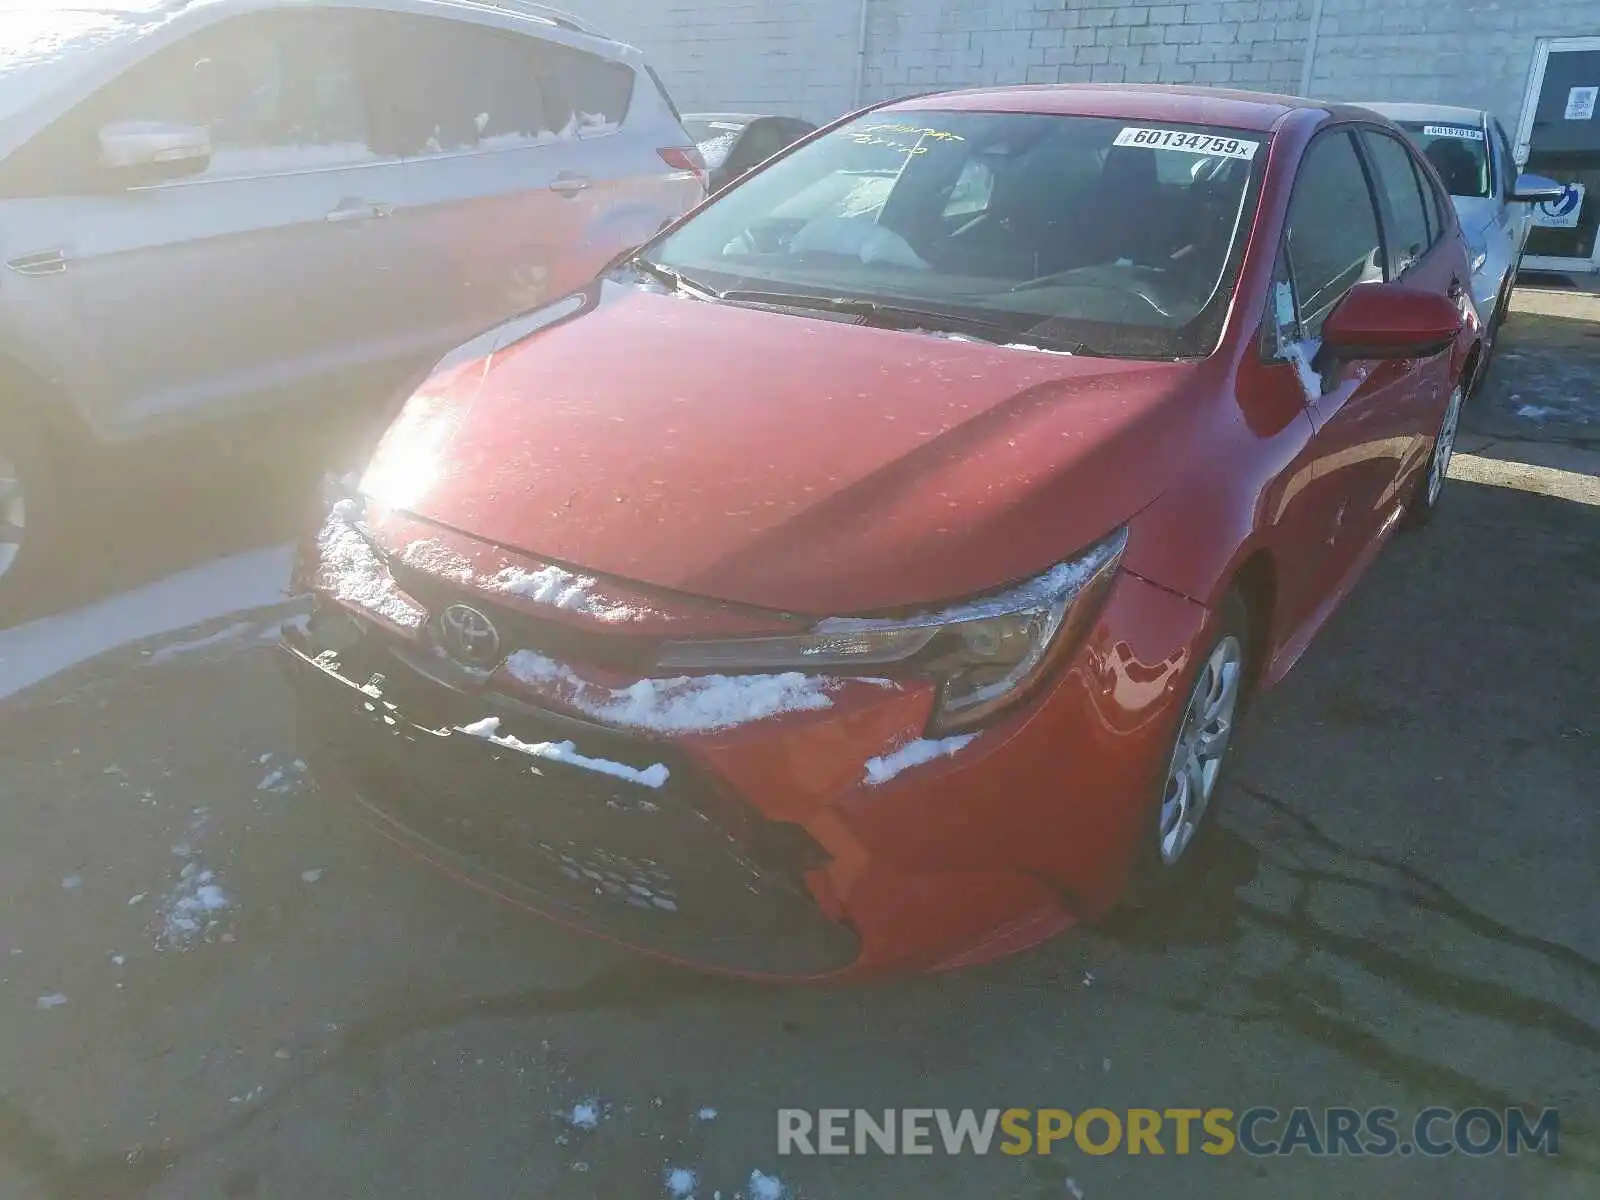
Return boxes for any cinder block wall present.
[570,0,1600,133]
[1306,0,1600,129]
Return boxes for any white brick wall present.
[1308,0,1600,130]
[570,0,1600,131]
[568,0,864,118]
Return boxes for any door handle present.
[550,175,591,196]
[6,249,68,276]
[325,201,392,223]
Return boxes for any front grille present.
[387,560,660,673]
[289,641,859,977]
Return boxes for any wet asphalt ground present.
[0,290,1596,1200]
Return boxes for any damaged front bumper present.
[279,613,864,978]
[281,519,1211,978]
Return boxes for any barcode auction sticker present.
[1113,127,1259,159]
[1422,124,1485,141]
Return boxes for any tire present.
[1404,381,1465,530]
[1124,588,1252,908]
[0,403,59,620]
[1469,278,1511,399]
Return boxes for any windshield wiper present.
[629,258,721,300]
[716,291,1082,353]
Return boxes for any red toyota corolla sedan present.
[281,85,1480,980]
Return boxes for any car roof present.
[1352,101,1488,126]
[886,83,1367,133]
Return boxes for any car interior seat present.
[1424,139,1481,196]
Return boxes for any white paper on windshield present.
[1422,124,1484,141]
[1565,86,1597,120]
[1113,127,1259,158]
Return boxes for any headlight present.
[653,528,1129,734]
[1465,232,1489,275]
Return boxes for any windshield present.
[684,117,748,169]
[1396,121,1490,198]
[684,117,747,142]
[648,109,1269,358]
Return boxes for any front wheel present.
[0,405,58,620]
[1405,383,1464,529]
[1125,590,1251,905]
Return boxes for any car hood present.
[1451,195,1500,238]
[363,279,1205,616]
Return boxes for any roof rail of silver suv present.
[457,0,609,38]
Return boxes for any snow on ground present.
[457,717,670,788]
[567,1101,603,1130]
[143,619,262,666]
[156,812,231,949]
[665,1166,698,1197]
[747,1170,787,1199]
[158,861,229,948]
[504,652,839,735]
[0,543,295,703]
[863,735,978,786]
[255,753,308,795]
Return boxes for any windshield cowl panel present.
[649,109,1270,360]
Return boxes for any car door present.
[1275,128,1404,594]
[0,8,416,439]
[1494,119,1534,258]
[1358,127,1462,490]
[353,11,587,355]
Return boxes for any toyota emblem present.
[437,604,502,669]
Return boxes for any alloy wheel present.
[1158,634,1244,865]
[0,451,25,581]
[1427,386,1465,507]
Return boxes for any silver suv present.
[0,0,705,605]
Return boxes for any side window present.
[360,16,552,156]
[1361,130,1434,273]
[1284,131,1385,339]
[542,41,634,129]
[86,12,370,179]
[727,120,790,173]
[1494,120,1518,196]
[1424,166,1453,241]
[358,19,631,156]
[942,157,994,217]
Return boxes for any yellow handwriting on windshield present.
[858,123,967,142]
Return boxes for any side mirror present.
[1510,172,1568,204]
[98,120,211,183]
[1320,281,1463,361]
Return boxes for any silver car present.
[1358,102,1564,388]
[0,0,705,605]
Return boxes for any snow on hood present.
[315,500,427,629]
[503,650,844,734]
